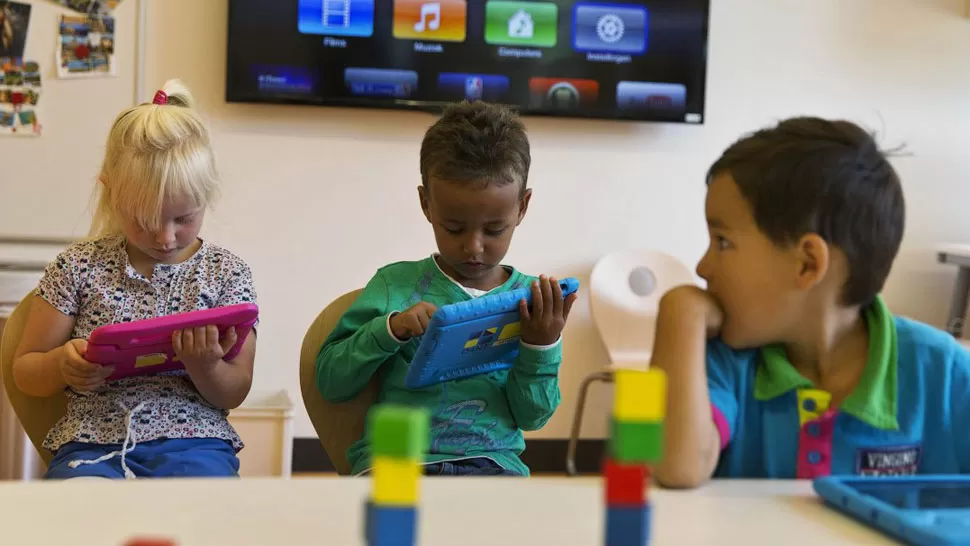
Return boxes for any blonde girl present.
[12,80,257,479]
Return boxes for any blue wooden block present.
[605,504,652,546]
[365,501,417,546]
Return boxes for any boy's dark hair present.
[707,117,905,306]
[420,101,530,196]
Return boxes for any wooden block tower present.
[604,368,667,546]
[365,404,430,546]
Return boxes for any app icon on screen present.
[394,0,468,42]
[485,1,558,48]
[465,77,484,100]
[438,73,511,101]
[616,81,686,115]
[298,0,375,38]
[345,68,419,98]
[528,78,599,109]
[252,65,315,95]
[573,4,648,54]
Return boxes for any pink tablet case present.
[85,303,259,382]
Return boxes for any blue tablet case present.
[814,475,970,546]
[404,277,580,389]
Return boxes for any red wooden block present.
[123,538,177,546]
[604,457,649,506]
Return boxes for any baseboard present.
[291,438,606,475]
[292,438,336,473]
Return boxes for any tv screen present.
[226,1,710,123]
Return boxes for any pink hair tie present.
[152,90,168,105]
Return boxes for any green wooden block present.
[369,404,430,459]
[609,419,664,464]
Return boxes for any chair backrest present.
[589,250,696,367]
[0,293,68,464]
[299,288,378,475]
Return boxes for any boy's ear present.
[418,185,432,223]
[515,188,532,225]
[793,233,830,291]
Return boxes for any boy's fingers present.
[563,293,578,321]
[172,330,183,355]
[551,277,563,317]
[206,325,219,348]
[531,280,543,318]
[519,299,530,321]
[419,311,433,332]
[540,276,553,319]
[409,316,425,335]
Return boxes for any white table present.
[0,477,895,545]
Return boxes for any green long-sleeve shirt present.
[315,257,562,476]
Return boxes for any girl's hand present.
[173,326,238,372]
[59,339,113,391]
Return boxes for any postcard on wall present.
[57,14,114,78]
[0,1,32,58]
[0,57,42,136]
[48,0,120,15]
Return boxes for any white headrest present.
[589,250,696,366]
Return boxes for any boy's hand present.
[173,325,237,372]
[660,285,724,337]
[520,275,577,346]
[389,302,439,340]
[60,339,113,391]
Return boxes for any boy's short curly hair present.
[707,117,905,306]
[420,101,530,196]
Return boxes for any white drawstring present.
[68,402,146,480]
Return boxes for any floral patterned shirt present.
[37,236,257,453]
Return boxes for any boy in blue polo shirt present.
[653,117,970,487]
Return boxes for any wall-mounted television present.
[226,1,710,123]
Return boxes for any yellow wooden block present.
[796,389,832,426]
[613,369,666,422]
[372,456,420,505]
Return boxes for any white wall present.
[2,0,969,439]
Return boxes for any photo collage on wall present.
[0,0,124,135]
[57,11,115,78]
[48,0,120,15]
[0,2,39,136]
[0,57,42,136]
[0,1,30,58]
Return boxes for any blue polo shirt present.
[708,297,970,478]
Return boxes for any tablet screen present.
[852,481,970,510]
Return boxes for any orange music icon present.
[393,0,467,42]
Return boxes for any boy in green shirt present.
[315,102,577,476]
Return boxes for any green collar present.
[753,296,898,430]
[427,256,522,302]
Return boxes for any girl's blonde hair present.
[90,79,219,237]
